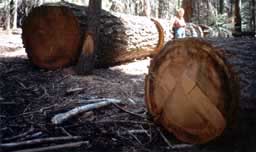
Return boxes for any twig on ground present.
[157,127,193,150]
[51,98,121,125]
[112,103,146,119]
[2,127,35,142]
[0,136,82,149]
[37,86,49,99]
[128,129,148,134]
[66,88,84,94]
[59,127,72,137]
[56,74,71,83]
[96,120,154,125]
[0,102,17,105]
[11,141,89,152]
[129,132,143,145]
[157,127,172,147]
[20,132,44,141]
[127,98,136,104]
[76,98,121,104]
[0,115,6,118]
[39,104,58,114]
[119,129,148,136]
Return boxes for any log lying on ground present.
[145,38,239,144]
[22,5,81,70]
[22,2,172,70]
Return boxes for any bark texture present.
[22,2,171,69]
[64,2,170,67]
[145,38,239,144]
[75,0,102,75]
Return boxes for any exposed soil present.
[0,32,256,152]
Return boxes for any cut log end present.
[22,6,81,70]
[145,38,239,144]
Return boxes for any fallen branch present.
[51,98,121,125]
[0,136,82,149]
[2,127,35,142]
[112,103,146,119]
[11,141,88,152]
[20,132,44,141]
[157,128,194,150]
[77,98,120,104]
[96,120,154,125]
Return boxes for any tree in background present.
[233,0,241,33]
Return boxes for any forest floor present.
[1,30,256,152]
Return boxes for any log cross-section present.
[75,0,102,75]
[145,38,239,144]
[22,5,81,70]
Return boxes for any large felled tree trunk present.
[145,38,239,144]
[22,2,170,70]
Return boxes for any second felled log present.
[145,38,239,144]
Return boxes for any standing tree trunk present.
[251,0,255,34]
[13,0,18,29]
[219,0,224,14]
[5,0,11,33]
[233,0,241,35]
[158,0,170,19]
[75,0,102,75]
[182,0,193,22]
[143,0,151,17]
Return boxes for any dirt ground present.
[1,31,256,152]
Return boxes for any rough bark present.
[207,38,256,110]
[145,38,239,144]
[62,2,170,67]
[22,2,170,70]
[75,0,102,75]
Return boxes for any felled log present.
[185,23,204,37]
[145,38,239,144]
[199,24,233,38]
[22,2,171,70]
[22,5,81,70]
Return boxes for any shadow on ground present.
[1,38,256,152]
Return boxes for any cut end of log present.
[145,38,239,144]
[22,6,81,70]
